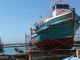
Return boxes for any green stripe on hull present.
[39,17,64,31]
[45,17,64,26]
[38,12,73,32]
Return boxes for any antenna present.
[48,0,54,17]
[54,0,67,4]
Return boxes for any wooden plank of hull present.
[31,37,74,50]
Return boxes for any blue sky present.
[0,0,80,44]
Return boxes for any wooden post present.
[76,49,80,58]
[29,54,32,60]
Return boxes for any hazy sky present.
[0,0,80,44]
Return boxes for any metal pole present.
[25,33,28,52]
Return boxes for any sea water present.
[4,47,26,55]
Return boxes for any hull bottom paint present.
[32,37,73,50]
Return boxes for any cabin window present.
[52,6,56,10]
[56,4,69,9]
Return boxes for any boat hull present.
[32,37,73,50]
[31,12,78,50]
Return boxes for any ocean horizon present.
[4,47,26,55]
